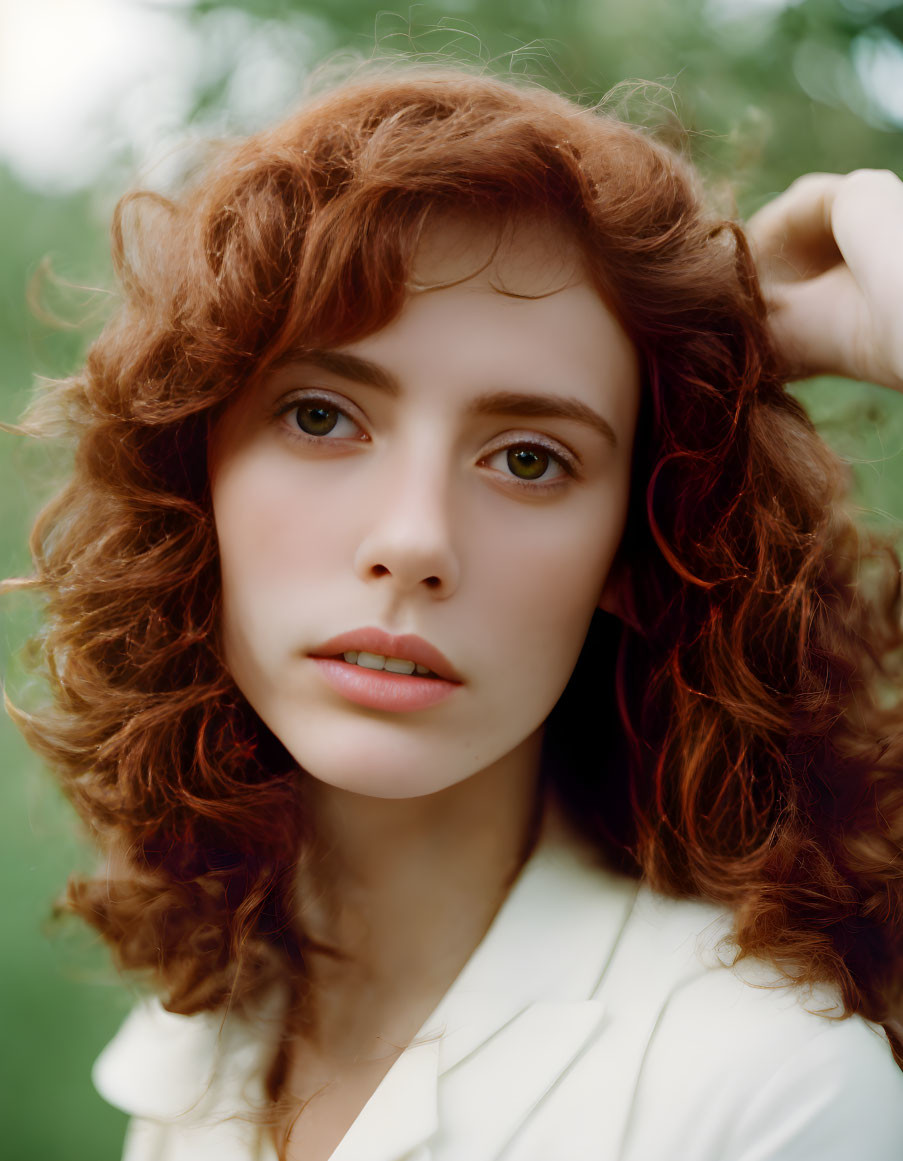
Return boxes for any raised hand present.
[746,169,903,393]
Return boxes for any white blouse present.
[94,808,903,1160]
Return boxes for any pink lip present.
[311,658,460,713]
[309,627,463,684]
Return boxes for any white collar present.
[94,799,642,1160]
[331,803,640,1161]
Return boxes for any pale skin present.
[209,214,640,1158]
[747,168,903,393]
[208,172,903,1159]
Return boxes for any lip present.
[310,658,460,713]
[308,627,463,684]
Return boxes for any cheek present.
[214,458,345,590]
[472,489,625,675]
[211,457,347,679]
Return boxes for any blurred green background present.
[2,1,902,1157]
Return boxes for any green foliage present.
[187,0,903,203]
[1,3,901,1158]
[0,166,131,1161]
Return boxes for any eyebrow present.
[283,349,619,449]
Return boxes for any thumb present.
[763,264,869,382]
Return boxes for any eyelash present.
[272,392,579,492]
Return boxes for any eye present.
[273,392,578,491]
[276,394,363,441]
[483,442,575,489]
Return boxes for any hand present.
[746,169,903,393]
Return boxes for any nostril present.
[425,576,440,588]
[372,564,390,576]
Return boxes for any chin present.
[283,737,463,799]
[303,766,460,800]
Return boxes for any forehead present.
[214,208,639,453]
[409,210,588,298]
[342,210,637,411]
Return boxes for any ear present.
[597,557,633,624]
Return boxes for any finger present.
[746,173,845,282]
[830,169,903,306]
[763,264,870,382]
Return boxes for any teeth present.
[384,657,417,675]
[357,651,386,671]
[342,651,434,677]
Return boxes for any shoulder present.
[604,883,903,1159]
[92,990,285,1123]
[442,838,903,1160]
[93,999,221,1119]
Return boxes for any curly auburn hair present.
[7,65,903,1062]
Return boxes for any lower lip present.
[310,657,462,712]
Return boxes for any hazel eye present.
[485,444,571,486]
[279,397,361,440]
[507,447,555,480]
[295,403,341,436]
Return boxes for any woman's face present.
[209,214,640,798]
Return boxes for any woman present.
[8,66,903,1159]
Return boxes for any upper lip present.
[309,627,463,683]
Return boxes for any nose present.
[353,446,461,600]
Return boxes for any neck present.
[295,730,546,1003]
